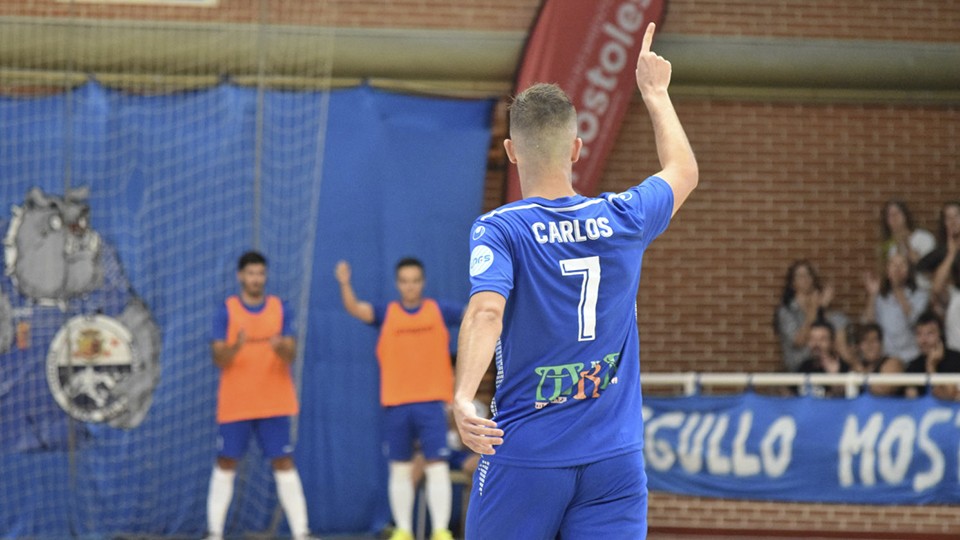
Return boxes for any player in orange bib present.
[335,257,463,540]
[205,251,318,540]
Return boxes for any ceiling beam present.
[2,17,958,102]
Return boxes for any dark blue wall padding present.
[0,81,493,537]
[298,87,493,533]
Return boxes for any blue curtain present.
[0,81,493,537]
[298,87,492,533]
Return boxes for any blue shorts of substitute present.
[218,416,293,460]
[466,450,648,540]
[383,401,450,462]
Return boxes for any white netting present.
[0,1,333,536]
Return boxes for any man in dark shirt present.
[905,311,960,400]
[853,323,904,397]
[797,320,851,398]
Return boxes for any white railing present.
[641,372,960,399]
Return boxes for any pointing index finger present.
[641,22,656,54]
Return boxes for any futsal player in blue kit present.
[453,23,698,539]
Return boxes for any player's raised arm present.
[334,260,375,324]
[454,291,505,455]
[636,22,698,217]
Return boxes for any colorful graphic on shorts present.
[533,352,620,409]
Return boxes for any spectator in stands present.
[928,203,960,350]
[918,201,960,315]
[851,323,904,397]
[880,200,937,269]
[797,320,852,398]
[861,252,928,362]
[775,260,851,372]
[904,311,960,400]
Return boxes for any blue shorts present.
[218,416,293,460]
[383,401,450,462]
[466,450,648,540]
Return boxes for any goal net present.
[0,1,333,536]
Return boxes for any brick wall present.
[4,0,960,41]
[471,4,960,537]
[617,98,958,374]
[0,0,960,42]
[648,492,960,538]
[0,0,541,28]
[665,0,960,42]
[484,96,958,376]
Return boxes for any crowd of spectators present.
[775,200,960,399]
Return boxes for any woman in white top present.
[862,252,929,362]
[880,200,936,267]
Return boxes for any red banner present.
[506,0,667,202]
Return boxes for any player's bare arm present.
[636,22,698,217]
[211,329,245,369]
[454,291,506,455]
[334,260,375,324]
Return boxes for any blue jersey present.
[467,176,674,467]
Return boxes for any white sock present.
[424,461,452,533]
[275,469,310,538]
[388,461,415,533]
[207,467,236,536]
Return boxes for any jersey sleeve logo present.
[472,225,486,240]
[469,245,494,277]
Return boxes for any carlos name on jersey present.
[531,217,614,244]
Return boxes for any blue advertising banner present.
[642,392,960,504]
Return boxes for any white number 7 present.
[559,256,601,341]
